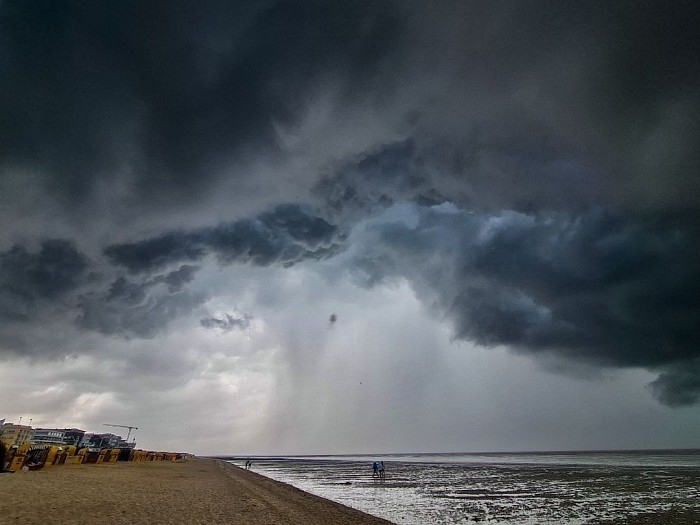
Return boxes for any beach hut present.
[83,448,101,464]
[96,448,108,464]
[23,445,50,470]
[72,447,88,464]
[117,448,133,462]
[43,446,61,468]
[107,448,120,463]
[6,444,29,472]
[8,452,26,472]
[61,445,77,464]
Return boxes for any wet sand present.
[0,458,394,524]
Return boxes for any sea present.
[223,450,700,524]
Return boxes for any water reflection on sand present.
[227,451,700,524]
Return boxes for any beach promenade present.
[0,458,393,524]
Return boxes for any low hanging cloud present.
[346,204,700,406]
[0,203,342,348]
[314,140,440,221]
[104,204,341,273]
[0,239,93,355]
[0,236,207,348]
[78,265,204,339]
[201,312,253,332]
[649,359,700,407]
[0,239,89,324]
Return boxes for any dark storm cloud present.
[105,204,340,273]
[0,0,402,208]
[150,264,199,292]
[78,265,205,338]
[351,205,700,405]
[386,0,700,212]
[0,239,89,322]
[0,246,202,350]
[649,359,700,407]
[1,0,698,216]
[201,312,253,332]
[314,140,443,220]
[1,0,699,420]
[0,203,340,347]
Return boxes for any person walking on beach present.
[372,461,379,477]
[379,461,385,481]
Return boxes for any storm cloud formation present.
[78,265,204,338]
[201,312,253,332]
[0,238,89,347]
[0,0,401,214]
[0,240,89,320]
[104,204,340,273]
[347,205,700,403]
[1,0,700,453]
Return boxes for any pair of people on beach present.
[245,459,252,469]
[372,461,385,480]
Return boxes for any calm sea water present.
[223,451,700,524]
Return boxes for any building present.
[31,428,66,446]
[2,423,135,450]
[62,428,86,447]
[0,423,33,447]
[79,432,95,449]
[88,432,135,449]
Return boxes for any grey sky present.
[1,1,699,454]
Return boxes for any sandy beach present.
[0,458,394,524]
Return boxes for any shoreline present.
[0,457,394,524]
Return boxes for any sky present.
[1,1,700,456]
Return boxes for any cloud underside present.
[2,202,699,406]
[1,0,700,411]
[201,312,253,332]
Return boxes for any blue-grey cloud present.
[0,0,402,212]
[314,140,439,220]
[201,312,253,332]
[348,204,700,405]
[78,265,205,338]
[104,204,341,273]
[0,239,89,322]
[649,359,700,407]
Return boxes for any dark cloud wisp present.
[201,312,253,332]
[0,239,89,323]
[105,204,341,273]
[78,265,205,339]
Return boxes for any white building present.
[31,428,66,446]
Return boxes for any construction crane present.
[103,423,138,442]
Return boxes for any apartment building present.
[0,423,33,447]
[31,428,66,446]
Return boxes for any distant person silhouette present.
[379,461,385,480]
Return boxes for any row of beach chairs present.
[2,443,191,472]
